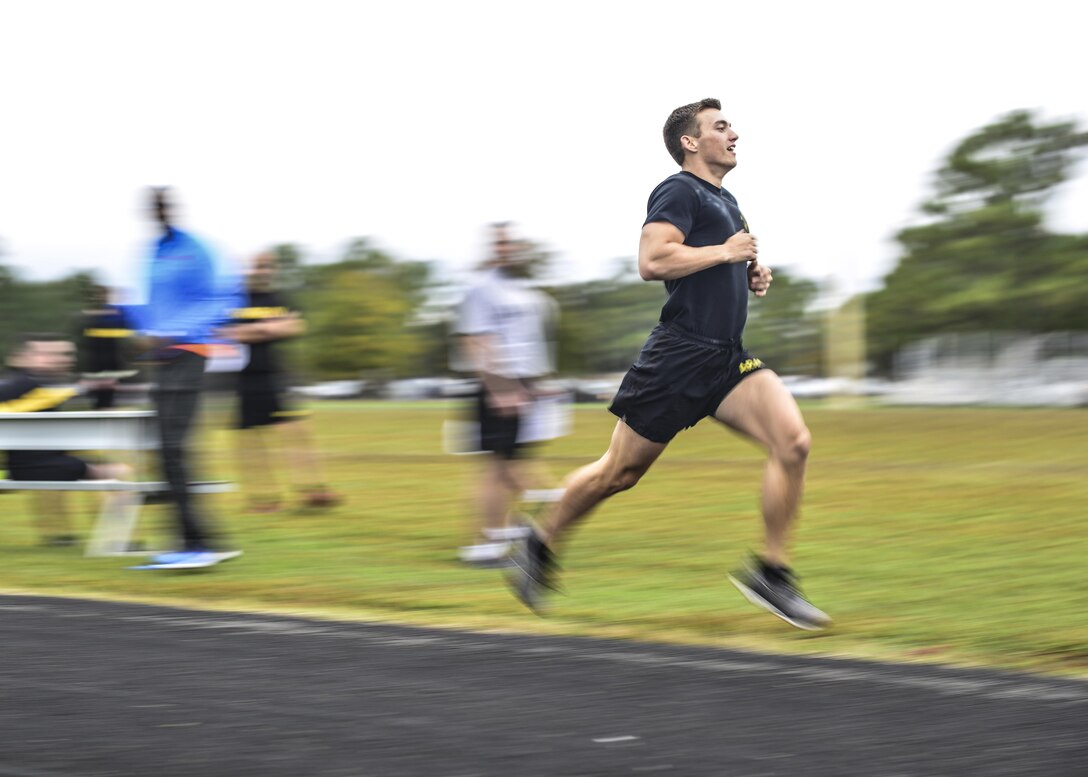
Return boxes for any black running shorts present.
[474,387,527,460]
[238,390,307,430]
[609,323,766,444]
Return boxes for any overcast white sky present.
[1,0,1085,301]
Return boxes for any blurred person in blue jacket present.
[123,187,243,570]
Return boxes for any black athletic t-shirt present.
[229,290,295,379]
[80,307,132,373]
[644,171,749,342]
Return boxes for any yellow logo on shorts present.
[738,358,763,374]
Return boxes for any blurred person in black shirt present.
[79,284,135,410]
[217,251,340,512]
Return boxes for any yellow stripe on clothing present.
[231,307,291,320]
[0,387,77,413]
[83,328,134,338]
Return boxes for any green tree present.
[548,265,665,374]
[294,239,435,380]
[864,110,1088,373]
[0,266,98,356]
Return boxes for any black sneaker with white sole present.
[505,527,559,614]
[728,556,830,631]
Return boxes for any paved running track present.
[1,595,1085,777]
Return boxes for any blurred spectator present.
[121,187,243,569]
[79,284,135,410]
[0,333,133,546]
[454,222,563,566]
[216,251,340,512]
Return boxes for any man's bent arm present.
[638,221,755,281]
[462,334,524,396]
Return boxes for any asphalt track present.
[1,595,1085,777]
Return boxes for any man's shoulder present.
[0,370,38,391]
[0,370,43,403]
[156,229,212,258]
[647,172,713,210]
[464,269,506,297]
[649,171,700,195]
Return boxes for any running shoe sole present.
[728,573,826,631]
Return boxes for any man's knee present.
[774,425,811,467]
[604,463,645,495]
[88,462,133,480]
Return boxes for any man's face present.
[148,190,172,228]
[15,340,75,375]
[248,253,278,292]
[491,226,535,278]
[492,226,518,265]
[691,109,739,171]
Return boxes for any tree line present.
[2,110,1085,380]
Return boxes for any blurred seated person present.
[1,333,133,546]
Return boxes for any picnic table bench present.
[0,410,231,556]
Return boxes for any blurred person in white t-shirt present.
[453,222,566,566]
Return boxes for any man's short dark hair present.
[663,98,722,165]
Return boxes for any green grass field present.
[2,399,1086,677]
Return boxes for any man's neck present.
[680,160,728,189]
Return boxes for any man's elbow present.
[638,258,660,281]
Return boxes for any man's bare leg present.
[713,369,811,567]
[236,427,279,510]
[479,456,520,535]
[508,421,665,611]
[540,420,666,546]
[713,370,828,629]
[277,419,339,505]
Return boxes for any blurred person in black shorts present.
[1,333,133,546]
[507,99,829,630]
[217,251,339,512]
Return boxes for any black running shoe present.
[505,527,559,614]
[728,556,830,631]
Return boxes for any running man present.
[507,98,829,630]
